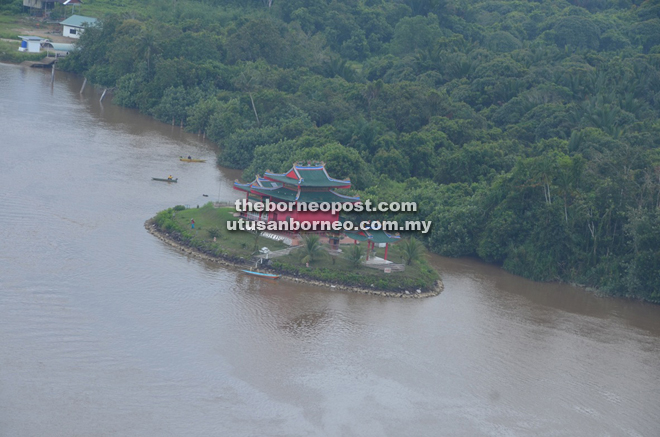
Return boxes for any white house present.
[59,15,97,39]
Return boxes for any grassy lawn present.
[155,204,288,258]
[0,13,22,40]
[0,12,57,39]
[71,0,147,19]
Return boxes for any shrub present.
[398,237,424,266]
[346,244,364,268]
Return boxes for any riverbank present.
[145,208,443,298]
[0,40,43,63]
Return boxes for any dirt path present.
[15,27,72,43]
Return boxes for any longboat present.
[241,270,280,279]
[152,177,178,183]
[179,158,206,162]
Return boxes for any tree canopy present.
[57,0,660,302]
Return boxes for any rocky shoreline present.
[145,220,443,298]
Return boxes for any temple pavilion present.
[345,228,401,261]
[233,162,360,223]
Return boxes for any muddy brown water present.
[1,63,659,437]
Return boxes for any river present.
[1,63,659,437]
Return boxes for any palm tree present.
[137,24,161,74]
[398,237,424,266]
[346,244,364,268]
[300,234,326,265]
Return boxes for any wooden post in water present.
[50,64,55,83]
[79,77,87,94]
[100,88,107,103]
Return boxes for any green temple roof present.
[369,230,401,244]
[263,162,351,188]
[344,228,401,244]
[234,175,359,203]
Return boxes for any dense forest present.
[52,0,659,302]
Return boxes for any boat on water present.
[152,177,178,183]
[241,270,280,279]
[179,158,206,162]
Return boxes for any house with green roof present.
[60,14,97,39]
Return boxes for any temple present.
[234,162,403,263]
[233,162,359,223]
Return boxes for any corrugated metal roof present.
[19,36,47,41]
[46,43,76,51]
[59,15,98,28]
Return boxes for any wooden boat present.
[152,177,178,183]
[179,158,206,162]
[241,270,280,279]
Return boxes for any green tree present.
[226,18,286,65]
[300,234,326,264]
[346,244,364,268]
[391,14,444,55]
[218,126,283,169]
[398,237,424,266]
[626,209,660,302]
[187,97,224,135]
[553,16,601,50]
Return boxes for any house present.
[23,0,58,13]
[23,0,80,14]
[18,36,47,53]
[59,14,97,39]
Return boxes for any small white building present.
[59,15,97,39]
[18,36,47,53]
